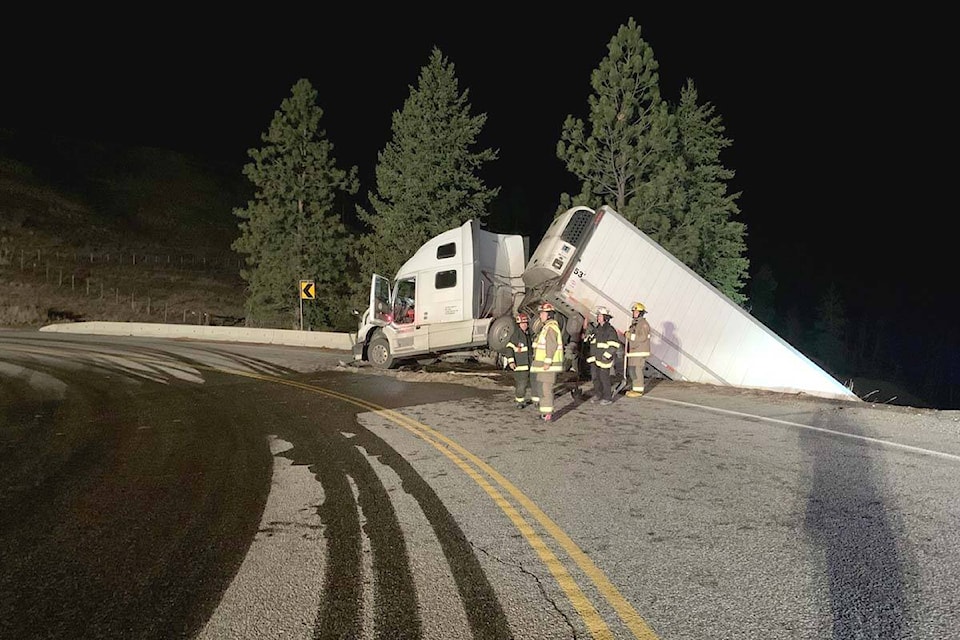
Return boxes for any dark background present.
[1,11,955,407]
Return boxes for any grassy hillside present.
[0,132,249,327]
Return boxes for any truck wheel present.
[368,335,395,369]
[487,314,515,352]
[565,313,583,337]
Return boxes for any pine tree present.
[557,17,671,216]
[661,80,749,304]
[811,283,848,375]
[232,79,358,330]
[558,19,749,305]
[355,47,499,297]
[748,263,778,327]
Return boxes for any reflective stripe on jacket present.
[592,322,620,369]
[505,325,532,371]
[626,317,652,357]
[533,319,563,372]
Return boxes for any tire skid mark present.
[315,427,422,639]
[229,370,514,639]
[226,370,658,640]
[349,421,514,639]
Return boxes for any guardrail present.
[39,321,356,351]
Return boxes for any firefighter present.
[625,302,652,397]
[504,312,536,409]
[532,302,563,422]
[587,305,620,404]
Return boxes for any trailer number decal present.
[573,267,585,278]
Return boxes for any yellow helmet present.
[631,302,646,312]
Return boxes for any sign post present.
[299,280,315,330]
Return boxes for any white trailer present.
[520,205,858,402]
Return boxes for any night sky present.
[2,11,955,403]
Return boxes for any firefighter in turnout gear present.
[504,312,536,409]
[586,306,620,404]
[533,302,563,422]
[625,302,652,397]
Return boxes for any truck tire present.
[368,334,396,369]
[565,312,583,337]
[487,314,515,352]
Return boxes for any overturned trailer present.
[521,205,857,402]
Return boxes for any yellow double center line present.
[227,369,659,640]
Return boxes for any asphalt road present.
[2,330,959,639]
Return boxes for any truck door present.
[368,274,393,323]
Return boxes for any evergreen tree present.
[662,80,749,304]
[558,19,748,304]
[749,263,778,327]
[355,47,499,297]
[557,17,671,216]
[232,78,358,330]
[811,284,848,374]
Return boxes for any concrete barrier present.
[39,321,356,351]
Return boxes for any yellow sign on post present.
[299,280,316,300]
[298,280,315,331]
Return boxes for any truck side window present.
[437,242,456,259]
[435,270,457,289]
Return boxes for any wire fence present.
[1,245,246,326]
[2,247,243,272]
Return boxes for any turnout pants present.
[591,362,612,401]
[534,372,557,415]
[627,357,646,393]
[513,369,532,404]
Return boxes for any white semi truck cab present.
[352,219,527,369]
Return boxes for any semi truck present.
[352,218,528,370]
[352,205,858,402]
